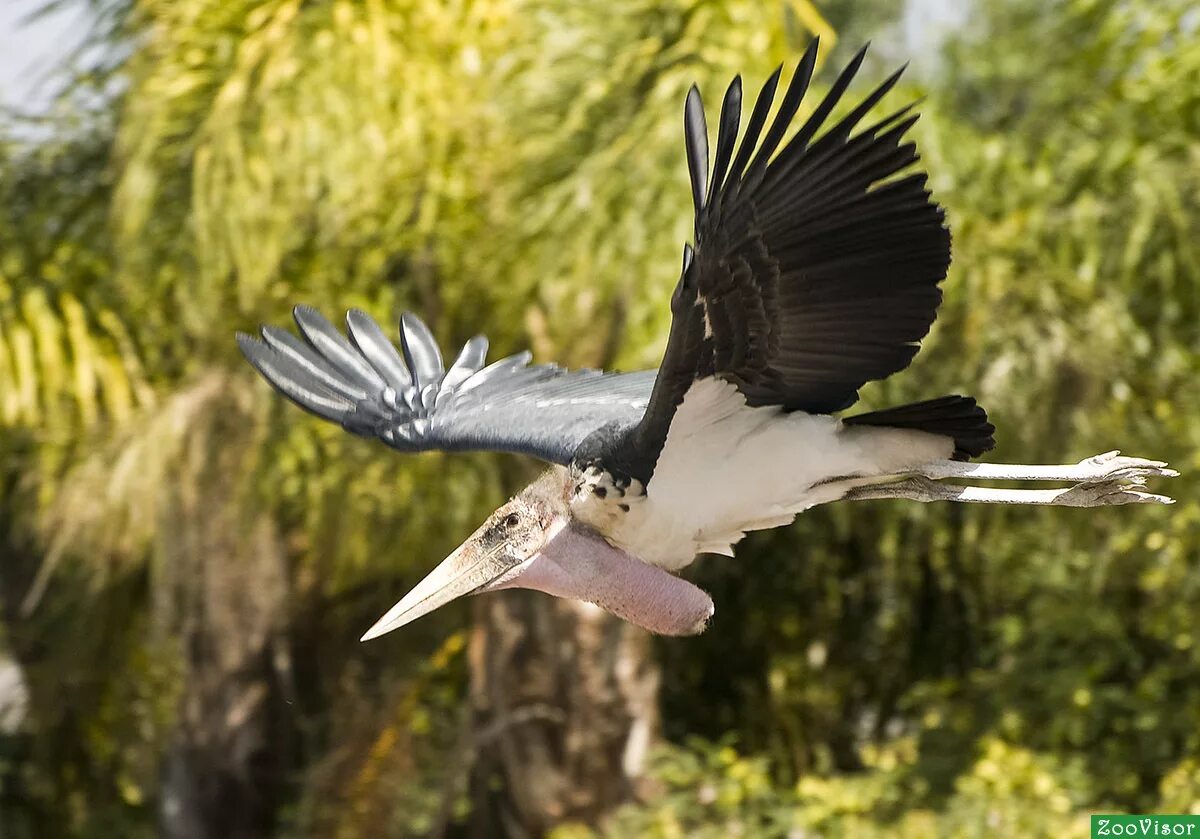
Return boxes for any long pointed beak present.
[360,539,519,642]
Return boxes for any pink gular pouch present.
[480,518,715,636]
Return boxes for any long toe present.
[1077,452,1178,482]
[1058,478,1175,507]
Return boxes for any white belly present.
[575,379,954,570]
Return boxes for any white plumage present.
[573,378,954,570]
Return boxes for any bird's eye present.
[503,513,520,529]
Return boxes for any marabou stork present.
[238,40,1176,641]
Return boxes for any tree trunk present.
[157,490,292,839]
[467,592,660,837]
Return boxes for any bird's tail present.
[843,396,995,460]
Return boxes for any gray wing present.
[237,306,656,465]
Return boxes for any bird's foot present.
[1054,474,1175,507]
[1075,450,1179,484]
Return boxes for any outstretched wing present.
[626,39,951,481]
[238,306,656,465]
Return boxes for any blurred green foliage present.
[0,0,1197,835]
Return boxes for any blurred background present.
[0,0,1197,836]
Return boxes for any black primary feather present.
[746,39,820,179]
[728,66,782,183]
[626,40,956,483]
[705,76,741,209]
[684,86,709,218]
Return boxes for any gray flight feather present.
[239,308,656,465]
[346,308,413,391]
[399,312,444,388]
[293,305,386,391]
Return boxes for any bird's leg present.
[855,450,1179,506]
[909,450,1178,484]
[823,450,1176,507]
[842,475,1174,507]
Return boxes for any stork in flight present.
[239,40,1176,640]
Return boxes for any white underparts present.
[572,378,955,570]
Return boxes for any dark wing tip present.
[839,42,871,84]
[748,42,820,175]
[706,75,743,206]
[728,64,783,181]
[684,84,709,217]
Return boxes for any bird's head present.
[361,469,714,640]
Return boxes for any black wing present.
[238,306,656,465]
[626,39,951,481]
